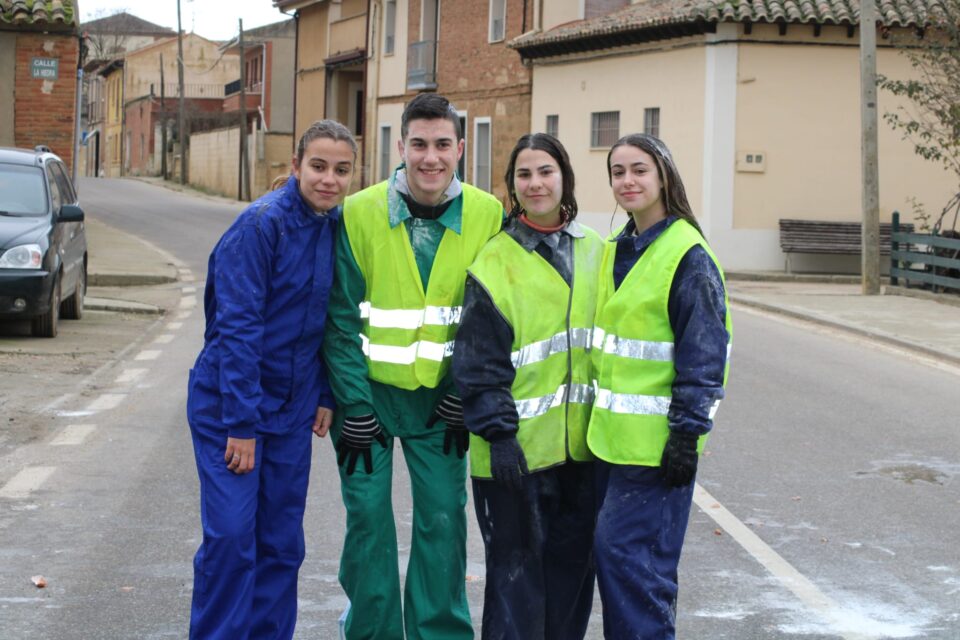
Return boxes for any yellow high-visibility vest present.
[587,219,733,465]
[467,223,603,477]
[343,181,502,390]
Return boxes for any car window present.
[46,164,62,212]
[51,162,77,203]
[0,164,48,215]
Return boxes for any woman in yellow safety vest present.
[452,133,603,640]
[589,133,732,639]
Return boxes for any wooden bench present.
[779,219,913,273]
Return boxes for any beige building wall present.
[190,127,241,197]
[124,36,238,102]
[295,4,331,138]
[269,36,295,133]
[538,0,582,31]
[530,40,707,236]
[377,0,408,99]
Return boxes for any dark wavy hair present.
[606,133,702,235]
[503,133,578,220]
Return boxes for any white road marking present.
[176,311,192,320]
[153,334,174,344]
[179,297,196,309]
[54,410,94,418]
[50,424,97,446]
[694,484,880,640]
[0,467,56,499]
[168,322,183,330]
[115,368,147,385]
[182,286,196,294]
[135,350,161,361]
[85,393,126,412]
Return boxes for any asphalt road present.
[0,177,957,639]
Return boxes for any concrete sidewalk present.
[82,207,960,365]
[85,216,180,315]
[728,277,960,366]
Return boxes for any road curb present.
[729,294,960,368]
[85,297,164,316]
[89,273,178,286]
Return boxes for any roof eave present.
[513,19,716,60]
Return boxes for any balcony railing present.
[225,79,264,97]
[407,40,437,90]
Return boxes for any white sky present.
[79,1,291,42]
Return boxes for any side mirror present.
[58,204,85,223]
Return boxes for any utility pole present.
[860,0,881,294]
[160,53,167,180]
[177,0,187,185]
[238,19,251,201]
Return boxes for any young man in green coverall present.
[323,93,503,639]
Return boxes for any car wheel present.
[31,275,60,338]
[62,263,85,320]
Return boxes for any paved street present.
[0,177,958,639]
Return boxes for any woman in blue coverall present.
[186,120,357,640]
[589,134,732,639]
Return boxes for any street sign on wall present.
[30,58,59,80]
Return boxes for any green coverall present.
[323,173,475,640]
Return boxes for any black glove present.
[489,436,528,491]
[426,394,469,459]
[336,414,388,476]
[660,430,700,487]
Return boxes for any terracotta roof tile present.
[0,0,76,29]
[510,0,951,53]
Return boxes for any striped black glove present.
[660,430,700,487]
[426,394,469,458]
[336,414,388,476]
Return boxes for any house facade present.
[0,0,80,173]
[510,0,957,271]
[274,0,369,181]
[120,34,239,176]
[79,11,173,177]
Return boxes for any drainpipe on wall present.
[73,66,82,187]
[362,1,373,188]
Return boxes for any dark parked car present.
[0,146,86,337]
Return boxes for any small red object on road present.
[31,575,47,588]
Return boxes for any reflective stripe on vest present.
[467,224,604,477]
[511,327,593,368]
[590,327,674,361]
[344,181,502,390]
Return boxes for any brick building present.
[0,0,81,174]
[367,0,600,201]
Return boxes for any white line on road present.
[85,393,126,412]
[182,286,197,293]
[168,322,183,330]
[694,484,880,640]
[115,368,148,385]
[0,467,56,499]
[176,311,192,320]
[179,297,196,309]
[153,334,174,344]
[50,424,97,446]
[135,350,161,361]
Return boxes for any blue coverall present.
[187,177,338,640]
[594,215,729,639]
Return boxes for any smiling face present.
[512,148,563,227]
[292,137,356,212]
[398,117,464,205]
[609,144,666,220]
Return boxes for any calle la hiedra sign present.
[30,57,59,80]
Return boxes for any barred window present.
[591,111,619,147]
[379,125,392,181]
[489,0,506,42]
[545,114,559,138]
[384,0,397,55]
[644,107,660,138]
